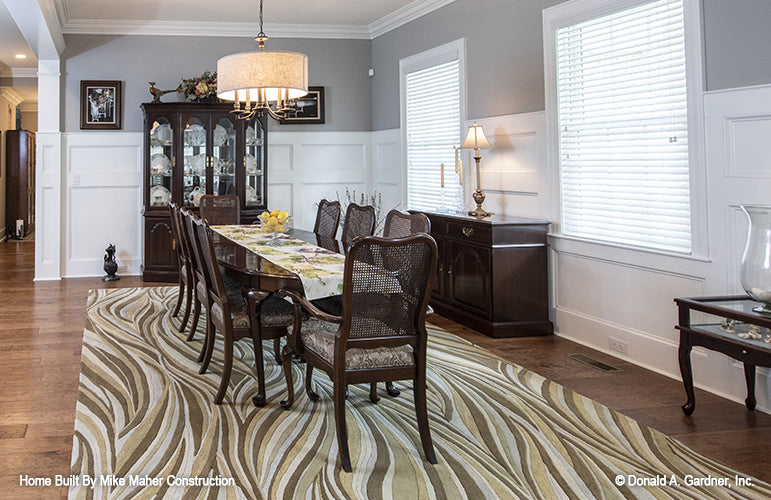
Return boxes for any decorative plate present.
[214,124,230,147]
[151,123,172,145]
[245,154,258,173]
[246,185,259,205]
[150,185,171,206]
[150,153,171,176]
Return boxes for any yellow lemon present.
[261,211,270,218]
[278,210,289,218]
[275,224,285,232]
[270,209,280,216]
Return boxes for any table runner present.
[211,225,345,299]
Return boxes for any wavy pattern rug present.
[70,287,771,499]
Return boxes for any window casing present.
[544,0,705,255]
[400,40,465,213]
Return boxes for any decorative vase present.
[740,205,771,314]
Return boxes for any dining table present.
[210,225,346,406]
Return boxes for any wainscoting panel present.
[469,112,551,220]
[372,128,403,217]
[269,131,373,231]
[63,133,143,277]
[35,133,62,280]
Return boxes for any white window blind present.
[405,59,462,212]
[556,0,691,253]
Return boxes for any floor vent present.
[567,354,620,372]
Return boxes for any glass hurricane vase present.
[740,204,771,314]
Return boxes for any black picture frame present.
[280,86,325,124]
[80,80,123,130]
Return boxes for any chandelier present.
[216,0,309,121]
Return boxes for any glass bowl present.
[259,214,293,233]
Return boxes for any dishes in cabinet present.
[245,154,259,174]
[188,186,203,206]
[184,123,205,146]
[246,126,255,145]
[150,185,171,206]
[213,124,231,147]
[151,123,172,145]
[246,185,259,205]
[150,153,171,176]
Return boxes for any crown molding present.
[369,0,457,38]
[56,0,457,40]
[0,87,25,107]
[19,102,39,112]
[60,19,371,39]
[38,0,67,55]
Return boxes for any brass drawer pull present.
[462,227,474,238]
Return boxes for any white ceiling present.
[1,0,454,107]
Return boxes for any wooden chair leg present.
[385,381,400,396]
[172,280,184,317]
[252,337,267,407]
[178,282,193,333]
[199,316,215,372]
[368,383,380,403]
[414,375,437,464]
[280,344,295,409]
[334,378,352,472]
[214,332,234,405]
[187,298,201,341]
[273,338,282,364]
[306,364,319,402]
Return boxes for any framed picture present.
[80,80,122,130]
[280,86,325,124]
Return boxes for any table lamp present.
[459,122,493,217]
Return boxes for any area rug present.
[70,287,771,499]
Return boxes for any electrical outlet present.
[609,337,629,355]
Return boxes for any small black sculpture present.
[103,244,120,282]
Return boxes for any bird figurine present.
[103,244,120,281]
[148,82,182,103]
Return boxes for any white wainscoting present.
[35,132,63,280]
[63,133,144,277]
[548,84,771,413]
[268,131,374,231]
[372,128,403,218]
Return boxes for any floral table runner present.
[211,225,345,299]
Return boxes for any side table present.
[675,296,771,415]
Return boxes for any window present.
[545,0,699,254]
[400,40,465,212]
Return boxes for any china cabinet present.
[142,102,268,281]
[413,211,553,338]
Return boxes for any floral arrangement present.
[334,188,395,235]
[180,71,217,102]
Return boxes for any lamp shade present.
[459,122,492,150]
[216,50,309,102]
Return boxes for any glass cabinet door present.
[149,117,174,207]
[244,116,265,208]
[212,116,237,196]
[182,116,207,208]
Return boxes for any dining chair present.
[199,193,241,225]
[278,234,439,472]
[311,202,376,316]
[372,209,432,400]
[340,203,376,255]
[180,208,208,346]
[192,217,296,406]
[313,199,341,239]
[169,203,193,333]
[383,209,430,238]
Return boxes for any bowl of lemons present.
[259,209,292,233]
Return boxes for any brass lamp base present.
[468,189,493,217]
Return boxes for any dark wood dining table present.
[212,227,342,298]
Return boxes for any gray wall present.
[371,0,564,131]
[702,0,771,91]
[62,35,372,132]
[372,0,771,131]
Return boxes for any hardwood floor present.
[1,241,769,500]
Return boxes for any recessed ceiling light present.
[15,54,27,59]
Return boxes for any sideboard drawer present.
[445,220,491,244]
